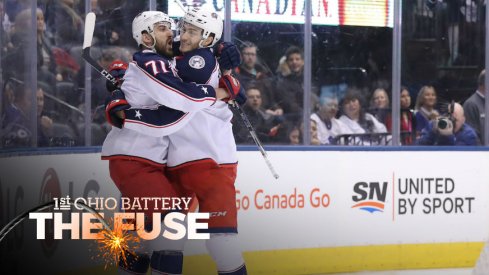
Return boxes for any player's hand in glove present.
[105,89,131,129]
[232,86,247,105]
[214,41,241,70]
[219,74,242,102]
[106,60,128,92]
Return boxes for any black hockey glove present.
[214,41,241,70]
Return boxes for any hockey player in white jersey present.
[101,10,243,275]
[122,8,248,275]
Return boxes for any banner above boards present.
[169,0,394,28]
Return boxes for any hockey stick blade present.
[83,12,96,50]
[82,12,117,85]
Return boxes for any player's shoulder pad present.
[175,48,217,84]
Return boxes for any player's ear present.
[141,32,154,47]
[202,36,214,47]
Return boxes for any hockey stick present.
[232,102,279,179]
[173,2,279,179]
[82,12,117,86]
[83,11,279,179]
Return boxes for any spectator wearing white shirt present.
[310,96,349,144]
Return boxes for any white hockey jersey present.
[124,48,237,167]
[101,50,218,165]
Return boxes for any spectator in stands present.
[234,41,269,88]
[339,89,387,135]
[287,123,300,145]
[369,88,391,131]
[283,120,319,145]
[416,102,478,145]
[2,83,34,147]
[233,86,283,144]
[4,8,61,86]
[37,84,53,142]
[234,42,276,110]
[90,0,102,16]
[400,86,415,145]
[44,0,83,49]
[414,85,439,135]
[274,46,319,121]
[1,79,15,118]
[0,1,13,57]
[1,80,56,147]
[91,0,142,46]
[276,55,291,78]
[463,69,485,143]
[310,96,349,145]
[4,8,31,80]
[301,119,320,145]
[35,8,63,83]
[4,0,28,22]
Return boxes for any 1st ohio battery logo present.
[351,176,476,218]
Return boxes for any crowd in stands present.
[0,0,142,148]
[0,1,486,148]
[231,40,482,146]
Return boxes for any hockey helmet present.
[180,8,223,48]
[132,11,174,47]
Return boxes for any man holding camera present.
[416,102,479,145]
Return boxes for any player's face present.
[153,22,173,57]
[179,23,203,53]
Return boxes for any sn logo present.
[351,182,388,213]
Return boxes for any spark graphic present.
[94,217,141,269]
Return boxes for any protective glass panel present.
[229,9,306,145]
[1,1,39,148]
[403,0,485,146]
[312,2,393,146]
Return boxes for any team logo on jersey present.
[189,55,205,69]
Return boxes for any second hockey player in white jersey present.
[101,10,243,275]
[115,8,248,275]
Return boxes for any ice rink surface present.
[330,268,472,275]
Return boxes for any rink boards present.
[1,149,488,274]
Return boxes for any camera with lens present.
[433,101,455,136]
[435,116,454,136]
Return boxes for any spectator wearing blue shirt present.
[416,102,479,145]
